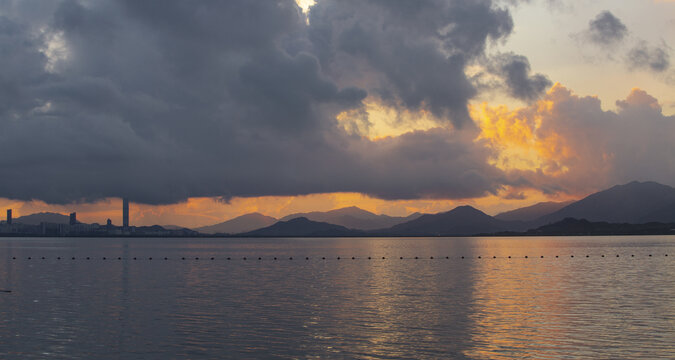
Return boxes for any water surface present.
[0,236,674,359]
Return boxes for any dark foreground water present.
[0,236,674,359]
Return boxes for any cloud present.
[491,53,552,101]
[586,11,628,46]
[626,41,671,72]
[475,84,675,196]
[0,0,522,205]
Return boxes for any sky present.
[0,0,673,227]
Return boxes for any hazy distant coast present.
[2,181,675,238]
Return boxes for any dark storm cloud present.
[307,0,513,127]
[626,41,671,73]
[492,53,552,101]
[586,11,627,46]
[0,0,520,204]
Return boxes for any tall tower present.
[122,198,129,228]
[6,209,11,225]
[69,212,77,225]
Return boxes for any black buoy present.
[305,257,309,260]
[118,257,122,260]
[461,256,464,259]
[72,257,75,260]
[414,256,418,259]
[87,257,91,260]
[382,257,386,259]
[352,257,355,260]
[493,256,496,259]
[289,257,293,260]
[368,257,371,260]
[430,256,434,259]
[445,256,449,259]
[666,254,668,257]
[524,256,528,258]
[57,257,61,260]
[508,256,512,259]
[182,257,186,260]
[165,257,168,260]
[259,257,263,260]
[102,257,106,260]
[601,255,605,257]
[12,257,16,260]
[322,257,325,260]
[571,255,574,258]
[400,257,403,259]
[274,257,277,260]
[243,257,247,260]
[27,257,31,260]
[631,254,634,257]
[616,255,619,257]
[0,290,11,293]
[148,257,152,260]
[478,256,481,259]
[585,255,589,258]
[210,257,214,260]
[555,255,558,258]
[195,257,199,260]
[649,254,652,257]
[41,257,45,260]
[337,257,340,260]
[541,256,544,258]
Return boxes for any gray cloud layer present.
[627,41,671,73]
[1,0,671,205]
[0,0,520,204]
[587,11,627,46]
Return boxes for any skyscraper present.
[123,198,129,228]
[70,212,77,226]
[6,209,11,225]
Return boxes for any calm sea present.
[1,236,674,359]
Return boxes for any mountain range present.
[280,206,422,230]
[224,181,675,236]
[12,212,72,225]
[196,213,277,235]
[240,217,365,237]
[7,181,675,237]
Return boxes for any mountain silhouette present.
[14,212,72,225]
[536,181,675,225]
[495,201,575,222]
[197,213,278,234]
[239,217,365,237]
[381,205,522,236]
[280,206,422,230]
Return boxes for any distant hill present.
[495,201,575,222]
[14,212,72,225]
[162,225,193,231]
[537,181,675,225]
[239,217,365,237]
[281,206,422,230]
[524,218,675,236]
[196,213,277,234]
[381,205,523,236]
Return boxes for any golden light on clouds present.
[473,84,574,177]
[337,98,442,140]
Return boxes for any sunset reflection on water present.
[0,236,674,359]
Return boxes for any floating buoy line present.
[5,254,672,262]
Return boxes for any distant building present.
[107,219,112,226]
[123,198,129,228]
[6,209,11,225]
[69,212,77,225]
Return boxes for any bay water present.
[1,236,674,359]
